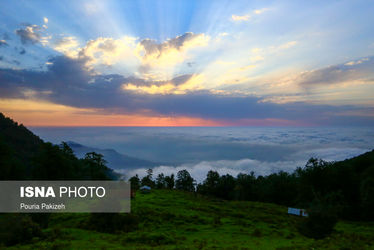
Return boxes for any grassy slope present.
[10,190,374,249]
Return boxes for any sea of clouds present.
[31,127,374,183]
[124,147,368,183]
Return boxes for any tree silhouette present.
[175,169,195,192]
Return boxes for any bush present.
[298,203,338,239]
[0,214,42,246]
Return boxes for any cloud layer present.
[1,0,374,126]
[1,53,374,126]
[30,125,373,182]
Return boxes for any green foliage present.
[164,173,175,189]
[29,213,51,229]
[197,171,236,200]
[0,113,114,181]
[155,173,176,189]
[1,113,374,248]
[194,153,374,221]
[216,174,236,200]
[87,213,139,233]
[298,202,338,239]
[0,139,27,180]
[360,177,374,220]
[32,142,76,180]
[141,168,155,188]
[0,113,43,168]
[123,232,177,246]
[155,173,166,188]
[0,214,42,246]
[175,169,195,192]
[5,190,374,249]
[129,174,140,190]
[82,152,111,180]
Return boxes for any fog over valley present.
[31,127,374,182]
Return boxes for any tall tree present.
[175,169,195,192]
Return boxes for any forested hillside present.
[0,112,113,180]
[0,113,373,248]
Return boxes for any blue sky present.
[0,0,374,126]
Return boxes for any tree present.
[262,171,298,205]
[60,141,75,158]
[129,174,140,190]
[32,143,75,180]
[141,168,155,188]
[204,170,220,195]
[164,174,175,189]
[360,177,374,220]
[175,169,195,192]
[217,174,236,200]
[156,173,166,189]
[83,152,110,180]
[0,140,26,180]
[85,152,107,166]
[0,214,41,246]
[298,201,338,239]
[235,172,257,200]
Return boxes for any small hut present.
[140,185,151,194]
[288,207,308,217]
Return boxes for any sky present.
[0,0,374,126]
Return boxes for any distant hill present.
[67,141,159,170]
[333,148,374,173]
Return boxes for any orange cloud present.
[0,99,225,127]
[0,99,311,127]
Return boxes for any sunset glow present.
[0,0,374,126]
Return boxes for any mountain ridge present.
[66,141,159,171]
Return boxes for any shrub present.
[298,203,338,239]
[0,214,42,246]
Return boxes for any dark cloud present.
[140,32,201,57]
[187,62,195,67]
[15,24,42,45]
[11,60,20,65]
[13,47,26,55]
[0,55,373,126]
[0,56,20,66]
[297,56,374,87]
[19,47,26,55]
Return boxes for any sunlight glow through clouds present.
[1,0,374,126]
[122,74,205,95]
[231,8,269,22]
[51,32,210,81]
[231,14,251,21]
